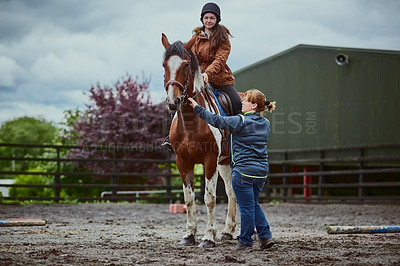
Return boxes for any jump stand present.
[327,225,400,234]
[0,219,47,227]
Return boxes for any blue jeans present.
[232,171,272,246]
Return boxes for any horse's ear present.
[161,33,170,49]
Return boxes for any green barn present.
[232,45,400,200]
[234,44,400,152]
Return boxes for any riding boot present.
[161,135,173,152]
[161,111,176,152]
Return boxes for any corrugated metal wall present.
[234,45,400,150]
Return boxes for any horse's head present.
[162,33,202,111]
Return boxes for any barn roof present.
[234,44,400,75]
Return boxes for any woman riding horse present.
[162,33,237,248]
[162,2,242,150]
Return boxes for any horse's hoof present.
[198,240,215,248]
[220,233,233,241]
[179,234,196,246]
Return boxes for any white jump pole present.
[327,225,400,234]
[0,219,47,227]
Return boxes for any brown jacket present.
[185,29,235,88]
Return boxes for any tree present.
[65,75,170,186]
[0,117,58,172]
[58,108,84,146]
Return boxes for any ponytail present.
[265,101,276,113]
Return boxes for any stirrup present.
[161,136,173,152]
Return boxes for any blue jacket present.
[194,105,271,178]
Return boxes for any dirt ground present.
[0,202,399,265]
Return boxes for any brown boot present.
[260,238,274,250]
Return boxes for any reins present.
[191,84,207,100]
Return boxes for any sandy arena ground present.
[0,202,399,265]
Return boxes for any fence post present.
[111,148,118,200]
[282,152,288,202]
[303,165,312,201]
[166,152,172,203]
[54,146,61,202]
[358,148,364,201]
[200,169,205,203]
[266,173,271,200]
[318,151,324,201]
[289,165,299,196]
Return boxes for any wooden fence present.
[0,143,399,203]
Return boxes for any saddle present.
[207,85,233,156]
[208,85,234,116]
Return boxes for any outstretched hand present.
[188,97,198,108]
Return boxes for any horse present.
[161,33,237,248]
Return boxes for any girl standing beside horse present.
[189,89,276,251]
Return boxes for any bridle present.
[164,69,191,107]
[164,52,204,108]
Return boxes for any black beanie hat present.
[200,2,221,23]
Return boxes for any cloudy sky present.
[1,0,399,124]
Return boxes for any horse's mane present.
[164,41,200,76]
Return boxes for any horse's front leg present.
[218,164,237,240]
[199,165,218,248]
[177,159,197,246]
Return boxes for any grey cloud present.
[0,0,399,124]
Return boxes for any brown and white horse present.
[161,33,237,248]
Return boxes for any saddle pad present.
[213,91,233,116]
